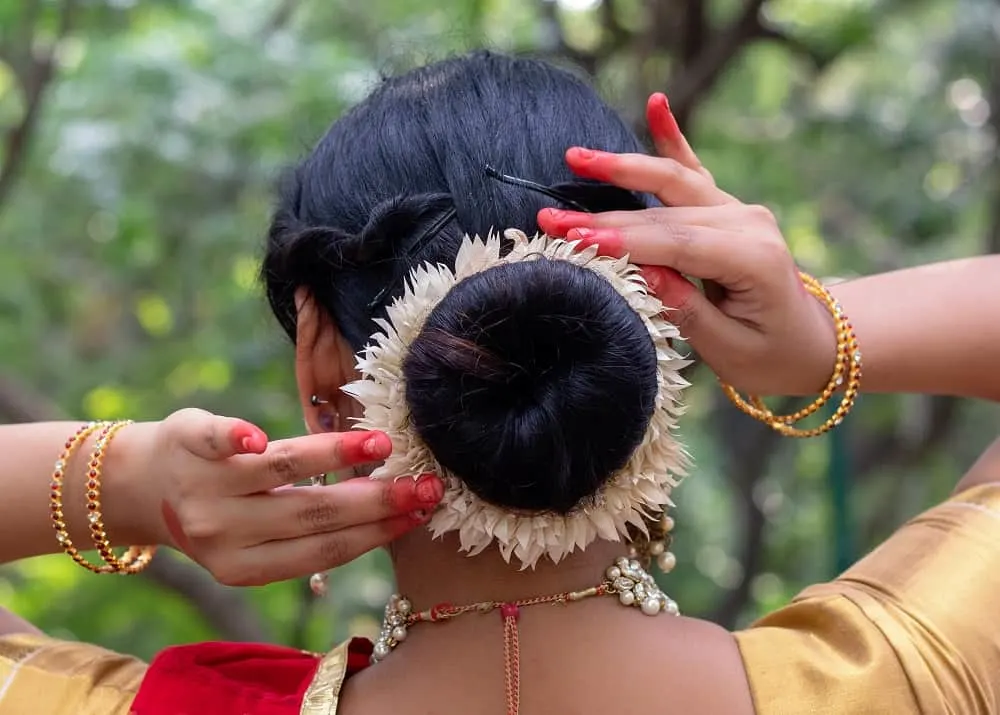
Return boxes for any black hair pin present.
[484,165,592,213]
[366,166,641,314]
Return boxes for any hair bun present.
[402,257,659,514]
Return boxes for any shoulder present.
[0,632,145,715]
[738,483,1000,715]
[736,592,919,715]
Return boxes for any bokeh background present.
[1,0,998,660]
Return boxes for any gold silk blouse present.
[735,483,1000,714]
[3,483,999,715]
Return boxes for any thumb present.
[165,408,269,461]
[640,266,748,361]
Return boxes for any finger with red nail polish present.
[537,207,593,236]
[565,147,616,181]
[566,227,626,258]
[231,421,268,455]
[640,266,696,308]
[646,93,713,181]
[390,473,444,513]
[647,93,681,143]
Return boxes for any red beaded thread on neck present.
[403,584,610,715]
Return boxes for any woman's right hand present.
[125,410,443,587]
[537,94,838,397]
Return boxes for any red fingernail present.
[363,432,392,459]
[568,147,597,160]
[648,93,681,141]
[232,422,267,454]
[415,473,444,505]
[567,228,625,258]
[390,477,424,512]
[640,266,696,307]
[566,148,612,180]
[338,430,390,464]
[538,208,592,235]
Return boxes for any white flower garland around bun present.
[342,230,691,569]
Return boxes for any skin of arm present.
[0,421,162,566]
[829,255,1000,402]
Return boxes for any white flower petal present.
[339,233,689,568]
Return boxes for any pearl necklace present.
[370,556,678,714]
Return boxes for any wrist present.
[800,290,840,395]
[99,421,171,548]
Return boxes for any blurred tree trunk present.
[986,2,1000,253]
[0,0,78,213]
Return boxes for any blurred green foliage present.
[1,0,997,661]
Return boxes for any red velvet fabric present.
[130,638,374,715]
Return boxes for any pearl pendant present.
[309,572,328,596]
[656,551,677,573]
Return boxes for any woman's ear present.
[294,288,364,434]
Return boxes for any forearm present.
[0,422,160,565]
[0,607,42,636]
[830,255,1000,402]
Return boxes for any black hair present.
[262,51,660,515]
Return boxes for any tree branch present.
[533,0,600,75]
[666,0,767,124]
[705,393,791,628]
[256,0,304,41]
[853,396,960,478]
[757,24,832,70]
[986,19,1000,253]
[143,554,271,643]
[0,375,61,422]
[598,0,629,51]
[0,0,78,216]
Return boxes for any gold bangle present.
[84,420,157,574]
[719,271,862,438]
[50,422,118,573]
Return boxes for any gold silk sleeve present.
[0,632,146,715]
[736,483,1000,715]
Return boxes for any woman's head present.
[262,52,677,540]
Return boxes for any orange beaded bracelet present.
[50,421,156,574]
[719,271,862,438]
[50,422,118,573]
[84,420,157,574]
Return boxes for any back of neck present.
[389,530,628,609]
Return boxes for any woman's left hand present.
[536,94,837,397]
[118,409,441,586]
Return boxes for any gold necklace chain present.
[372,556,679,715]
